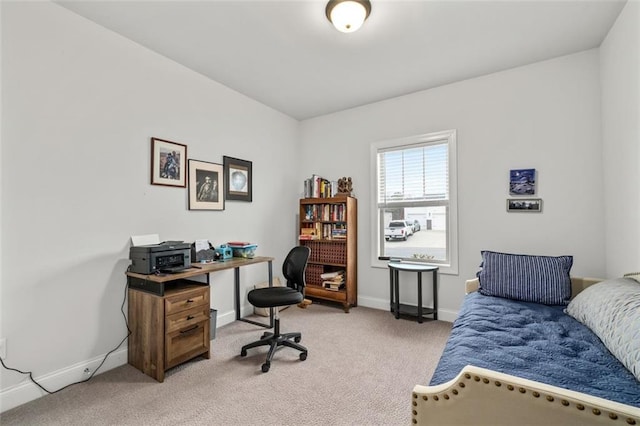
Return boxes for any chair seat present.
[248,286,304,308]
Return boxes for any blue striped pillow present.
[477,251,573,305]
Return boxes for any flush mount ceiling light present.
[326,0,372,33]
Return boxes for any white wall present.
[299,50,606,319]
[0,1,299,410]
[0,0,4,379]
[3,0,637,414]
[600,1,640,277]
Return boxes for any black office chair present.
[240,246,311,373]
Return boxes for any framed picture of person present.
[151,137,187,187]
[188,159,224,211]
[223,156,252,202]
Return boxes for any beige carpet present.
[1,303,452,425]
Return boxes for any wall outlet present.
[0,338,6,359]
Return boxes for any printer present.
[129,241,191,274]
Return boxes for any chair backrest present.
[282,246,311,293]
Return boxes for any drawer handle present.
[187,315,195,320]
[186,299,194,304]
[180,325,199,334]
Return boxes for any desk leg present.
[433,270,438,321]
[394,270,400,320]
[417,272,423,324]
[235,267,241,321]
[235,265,272,329]
[268,260,274,328]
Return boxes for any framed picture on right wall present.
[509,168,536,195]
[507,198,542,212]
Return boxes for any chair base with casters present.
[240,309,307,373]
[240,246,311,373]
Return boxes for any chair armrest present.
[465,278,479,294]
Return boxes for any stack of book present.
[321,270,345,291]
[299,228,319,240]
[304,174,338,198]
[331,226,347,239]
[302,203,346,222]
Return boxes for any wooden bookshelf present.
[299,195,357,312]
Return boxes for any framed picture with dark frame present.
[151,137,187,187]
[507,198,542,213]
[509,168,536,195]
[223,156,252,202]
[188,159,224,211]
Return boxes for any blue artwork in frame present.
[509,169,536,195]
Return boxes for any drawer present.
[166,306,209,334]
[165,287,209,315]
[165,319,209,370]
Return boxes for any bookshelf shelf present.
[299,196,357,312]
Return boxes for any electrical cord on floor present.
[0,279,131,395]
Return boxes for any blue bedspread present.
[429,292,640,407]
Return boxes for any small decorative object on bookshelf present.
[337,176,353,196]
[299,195,357,312]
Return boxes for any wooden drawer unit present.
[128,283,210,382]
[165,306,209,334]
[165,287,208,316]
[165,319,209,369]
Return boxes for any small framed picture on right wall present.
[507,198,542,213]
[509,168,536,195]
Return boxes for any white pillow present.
[566,277,640,381]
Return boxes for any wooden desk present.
[126,256,274,381]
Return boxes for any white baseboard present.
[2,301,455,412]
[215,302,259,327]
[0,347,128,413]
[216,308,240,327]
[357,295,457,323]
[2,308,243,412]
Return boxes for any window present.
[370,130,458,274]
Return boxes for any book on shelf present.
[320,270,344,280]
[302,203,347,223]
[303,174,337,198]
[300,228,318,240]
[331,228,347,239]
[323,281,345,291]
[322,270,344,291]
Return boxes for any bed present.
[411,251,640,425]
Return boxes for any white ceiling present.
[57,0,626,120]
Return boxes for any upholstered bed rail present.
[412,365,640,425]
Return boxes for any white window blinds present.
[377,141,449,206]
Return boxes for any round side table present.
[388,262,438,323]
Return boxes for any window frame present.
[369,130,458,275]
